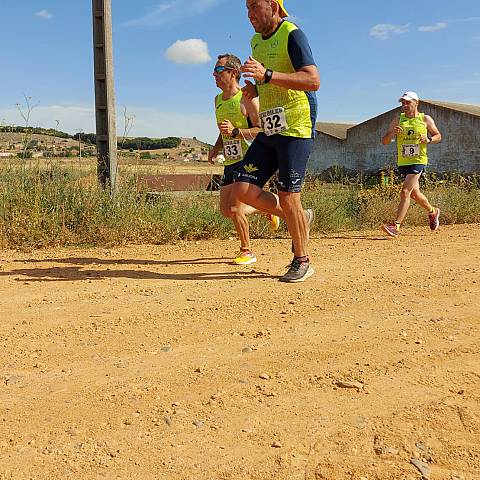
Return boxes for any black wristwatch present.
[231,128,239,138]
[264,69,273,84]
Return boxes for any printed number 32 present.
[265,114,281,130]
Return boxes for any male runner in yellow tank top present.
[208,53,280,265]
[381,91,442,237]
[233,0,320,283]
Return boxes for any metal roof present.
[315,122,356,140]
[422,100,480,117]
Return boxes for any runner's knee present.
[220,204,231,218]
[400,187,412,200]
[279,192,301,214]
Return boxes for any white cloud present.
[0,104,218,144]
[35,9,53,20]
[418,22,447,32]
[370,23,409,40]
[165,39,211,65]
[122,0,222,27]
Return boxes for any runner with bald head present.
[233,0,320,283]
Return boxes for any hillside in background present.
[0,126,211,162]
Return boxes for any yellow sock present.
[428,207,435,215]
[395,222,401,230]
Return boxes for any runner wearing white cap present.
[381,91,442,237]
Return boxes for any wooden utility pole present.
[92,0,117,189]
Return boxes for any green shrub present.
[1,163,479,249]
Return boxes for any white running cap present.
[399,91,419,102]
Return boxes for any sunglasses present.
[213,65,234,74]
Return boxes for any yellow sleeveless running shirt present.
[251,21,313,139]
[397,112,428,166]
[215,90,250,166]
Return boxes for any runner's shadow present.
[16,257,234,267]
[0,266,270,282]
[325,235,389,241]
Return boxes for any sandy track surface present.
[0,225,479,480]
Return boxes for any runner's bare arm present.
[208,133,223,163]
[241,57,319,91]
[219,119,262,141]
[218,97,262,141]
[241,80,258,100]
[382,118,402,145]
[242,96,260,127]
[424,115,442,144]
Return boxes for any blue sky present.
[1,1,479,143]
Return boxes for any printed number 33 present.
[225,145,239,157]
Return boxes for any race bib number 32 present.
[223,139,243,160]
[402,144,420,157]
[260,107,288,136]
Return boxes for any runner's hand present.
[208,148,218,164]
[393,126,403,135]
[219,120,234,136]
[241,56,266,82]
[242,80,258,100]
[419,135,429,144]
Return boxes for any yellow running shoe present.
[268,214,280,232]
[233,250,257,265]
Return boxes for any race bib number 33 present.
[223,139,243,160]
[260,107,288,136]
[402,144,420,157]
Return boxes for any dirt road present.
[1,225,479,480]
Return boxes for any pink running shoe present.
[381,223,400,238]
[429,207,440,231]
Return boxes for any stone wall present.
[309,106,480,174]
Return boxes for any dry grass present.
[1,162,479,249]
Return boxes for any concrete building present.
[310,100,480,174]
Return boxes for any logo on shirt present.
[244,164,259,173]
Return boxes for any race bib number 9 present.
[402,144,420,157]
[223,139,243,160]
[260,107,288,136]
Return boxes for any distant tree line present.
[72,132,96,144]
[1,125,182,151]
[0,125,71,138]
[72,134,182,150]
[119,136,181,150]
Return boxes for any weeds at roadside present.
[1,162,479,249]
